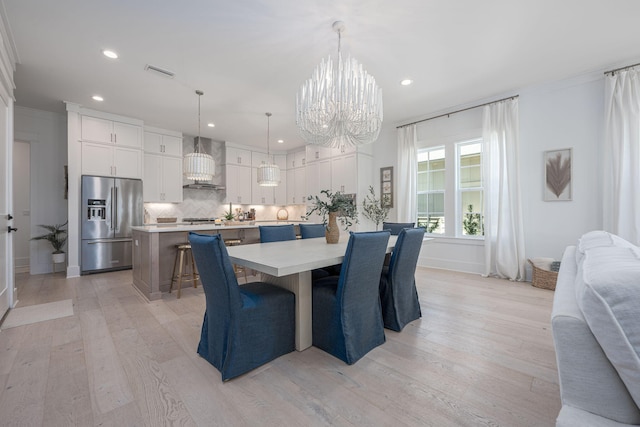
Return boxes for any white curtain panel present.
[396,125,417,223]
[482,99,526,280]
[604,70,640,244]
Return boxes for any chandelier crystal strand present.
[257,112,281,186]
[184,90,215,181]
[296,21,383,149]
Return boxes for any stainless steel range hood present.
[183,181,225,190]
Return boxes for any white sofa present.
[552,231,640,426]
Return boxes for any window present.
[417,147,445,234]
[416,138,484,237]
[458,141,483,236]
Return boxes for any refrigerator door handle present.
[87,238,132,244]
[114,186,118,232]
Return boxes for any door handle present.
[7,226,17,233]
[6,214,13,220]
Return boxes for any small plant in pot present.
[361,186,390,231]
[31,221,68,264]
[306,189,358,243]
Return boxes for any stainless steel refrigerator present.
[81,175,143,274]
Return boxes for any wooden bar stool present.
[224,238,248,283]
[169,243,199,298]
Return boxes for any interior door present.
[0,94,13,319]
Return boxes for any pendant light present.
[296,21,383,149]
[257,112,281,186]
[183,90,215,181]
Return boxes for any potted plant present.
[31,221,68,264]
[361,186,390,230]
[306,189,358,243]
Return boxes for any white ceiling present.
[3,0,640,150]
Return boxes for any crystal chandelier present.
[257,112,281,186]
[183,90,215,181]
[296,21,383,149]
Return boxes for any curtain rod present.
[604,62,640,75]
[396,95,519,129]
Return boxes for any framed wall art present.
[544,148,572,201]
[380,166,393,208]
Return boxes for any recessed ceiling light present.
[102,49,118,59]
[277,139,284,144]
[400,79,413,86]
[207,123,215,128]
[92,95,104,102]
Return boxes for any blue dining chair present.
[259,224,297,243]
[312,231,390,364]
[188,232,295,381]
[379,227,425,331]
[299,223,326,239]
[382,221,415,235]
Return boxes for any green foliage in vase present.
[306,189,359,231]
[31,221,68,254]
[462,204,483,236]
[361,186,390,230]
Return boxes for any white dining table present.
[226,235,398,351]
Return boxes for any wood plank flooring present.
[0,267,560,426]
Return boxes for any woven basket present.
[528,259,558,291]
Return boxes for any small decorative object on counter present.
[277,208,289,220]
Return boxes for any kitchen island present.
[131,222,305,301]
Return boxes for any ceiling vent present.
[144,64,175,78]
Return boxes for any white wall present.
[14,107,67,274]
[12,141,29,272]
[373,70,607,275]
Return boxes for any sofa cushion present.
[576,244,640,407]
[576,230,636,264]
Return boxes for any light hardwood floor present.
[0,267,560,426]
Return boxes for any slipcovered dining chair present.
[188,232,295,381]
[312,231,390,364]
[299,223,326,239]
[382,221,415,235]
[379,227,425,331]
[259,224,297,243]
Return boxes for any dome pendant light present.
[257,112,281,187]
[183,90,215,181]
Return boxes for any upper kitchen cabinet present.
[82,142,142,179]
[81,115,142,148]
[143,129,182,157]
[306,145,332,163]
[287,149,306,169]
[226,146,252,166]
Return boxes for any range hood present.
[183,136,225,189]
[183,181,225,190]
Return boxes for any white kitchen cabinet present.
[144,131,182,157]
[251,151,269,168]
[306,145,332,162]
[287,149,306,169]
[331,154,357,194]
[82,142,143,179]
[226,146,252,166]
[225,164,252,204]
[274,170,287,205]
[143,154,182,202]
[294,167,306,205]
[81,115,142,148]
[306,159,331,201]
[251,168,275,204]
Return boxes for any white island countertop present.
[131,221,310,233]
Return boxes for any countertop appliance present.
[81,175,143,274]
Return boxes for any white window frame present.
[416,137,484,239]
[456,139,484,238]
[417,146,445,235]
